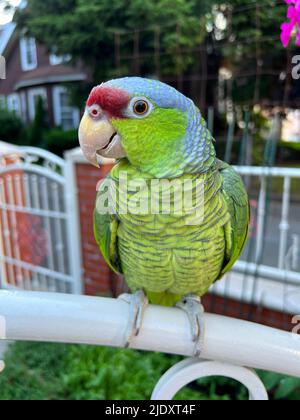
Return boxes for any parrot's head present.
[79,77,215,178]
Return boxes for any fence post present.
[278,176,291,270]
[64,151,83,294]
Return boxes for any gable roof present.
[0,0,27,55]
[0,22,16,55]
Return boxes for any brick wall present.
[75,161,124,297]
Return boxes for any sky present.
[0,0,21,25]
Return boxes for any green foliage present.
[214,108,270,165]
[13,0,298,107]
[0,342,203,400]
[61,345,201,400]
[220,0,299,105]
[42,128,78,156]
[14,0,211,85]
[278,141,300,164]
[259,371,300,400]
[15,127,77,156]
[0,94,77,154]
[0,110,25,143]
[280,141,300,152]
[0,342,299,400]
[0,342,66,400]
[248,108,270,166]
[27,96,48,147]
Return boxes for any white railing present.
[1,146,300,314]
[212,165,300,316]
[0,290,299,400]
[235,165,300,273]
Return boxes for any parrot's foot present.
[176,294,205,357]
[118,290,149,348]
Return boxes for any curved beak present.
[79,112,126,167]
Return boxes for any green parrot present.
[79,77,249,355]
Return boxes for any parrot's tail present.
[146,291,182,307]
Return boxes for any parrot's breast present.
[110,160,231,302]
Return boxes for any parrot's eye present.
[125,97,153,119]
[133,100,149,116]
[89,104,102,119]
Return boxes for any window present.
[52,86,80,130]
[0,95,6,110]
[28,88,47,121]
[20,37,37,71]
[49,54,71,66]
[20,92,27,122]
[7,94,21,116]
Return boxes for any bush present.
[0,110,25,143]
[42,128,78,156]
[27,97,79,155]
[0,342,66,400]
[27,96,48,147]
[6,96,79,155]
[280,141,300,152]
[0,342,299,400]
[278,141,300,164]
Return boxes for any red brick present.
[76,161,116,297]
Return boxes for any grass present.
[0,342,299,400]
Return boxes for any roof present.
[0,0,27,55]
[15,64,87,89]
[0,23,16,55]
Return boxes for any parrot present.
[79,77,249,356]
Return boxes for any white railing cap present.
[0,290,299,379]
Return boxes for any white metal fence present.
[0,147,81,294]
[0,148,300,400]
[212,166,300,317]
[1,145,300,319]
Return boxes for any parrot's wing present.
[93,179,122,274]
[218,160,250,278]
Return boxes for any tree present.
[14,0,211,80]
[12,0,300,108]
[215,0,299,107]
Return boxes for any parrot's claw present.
[118,290,149,348]
[176,295,205,357]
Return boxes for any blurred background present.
[0,0,300,400]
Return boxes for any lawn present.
[0,342,299,400]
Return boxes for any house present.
[0,22,88,130]
[282,110,300,142]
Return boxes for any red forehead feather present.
[87,86,130,118]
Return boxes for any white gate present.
[0,147,82,294]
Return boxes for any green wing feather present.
[218,160,250,278]
[93,176,122,274]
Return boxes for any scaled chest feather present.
[109,160,230,245]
